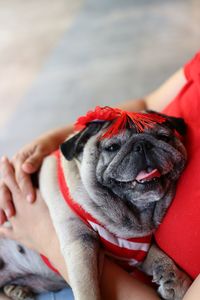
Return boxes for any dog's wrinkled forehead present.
[96,122,177,154]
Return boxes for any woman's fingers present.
[0,157,18,192]
[12,144,47,202]
[22,146,45,174]
[12,153,36,203]
[0,158,18,240]
[0,183,15,220]
[0,157,17,221]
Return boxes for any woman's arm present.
[117,68,186,112]
[0,124,73,222]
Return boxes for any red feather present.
[75,106,166,138]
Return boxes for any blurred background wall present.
[0,0,200,157]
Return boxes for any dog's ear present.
[60,122,105,161]
[146,110,187,136]
[165,115,187,136]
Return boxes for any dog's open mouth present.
[127,168,163,189]
[111,168,164,189]
[135,169,161,184]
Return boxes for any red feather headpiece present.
[75,106,166,139]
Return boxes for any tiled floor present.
[1,0,200,157]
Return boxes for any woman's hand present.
[0,157,70,281]
[0,137,55,223]
[0,124,73,223]
[0,157,56,255]
[12,133,62,199]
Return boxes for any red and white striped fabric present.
[87,220,152,272]
[41,151,152,274]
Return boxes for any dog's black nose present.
[133,141,152,153]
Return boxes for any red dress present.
[155,51,200,279]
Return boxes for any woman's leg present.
[100,259,159,300]
[36,260,159,300]
[182,275,200,300]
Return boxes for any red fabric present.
[40,254,59,274]
[55,149,99,226]
[155,51,200,279]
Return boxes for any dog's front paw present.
[3,285,35,300]
[152,264,192,300]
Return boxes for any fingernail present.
[26,194,34,203]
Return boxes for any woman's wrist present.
[47,124,74,145]
[37,124,74,153]
[117,98,147,112]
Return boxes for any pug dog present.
[0,107,192,300]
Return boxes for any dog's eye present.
[157,134,171,143]
[104,143,121,152]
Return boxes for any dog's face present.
[61,112,187,209]
[95,123,186,205]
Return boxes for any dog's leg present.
[40,156,101,300]
[141,243,192,300]
[60,218,101,300]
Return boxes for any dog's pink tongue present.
[136,169,161,181]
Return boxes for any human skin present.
[183,275,200,300]
[1,67,199,299]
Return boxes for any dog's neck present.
[62,156,175,238]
